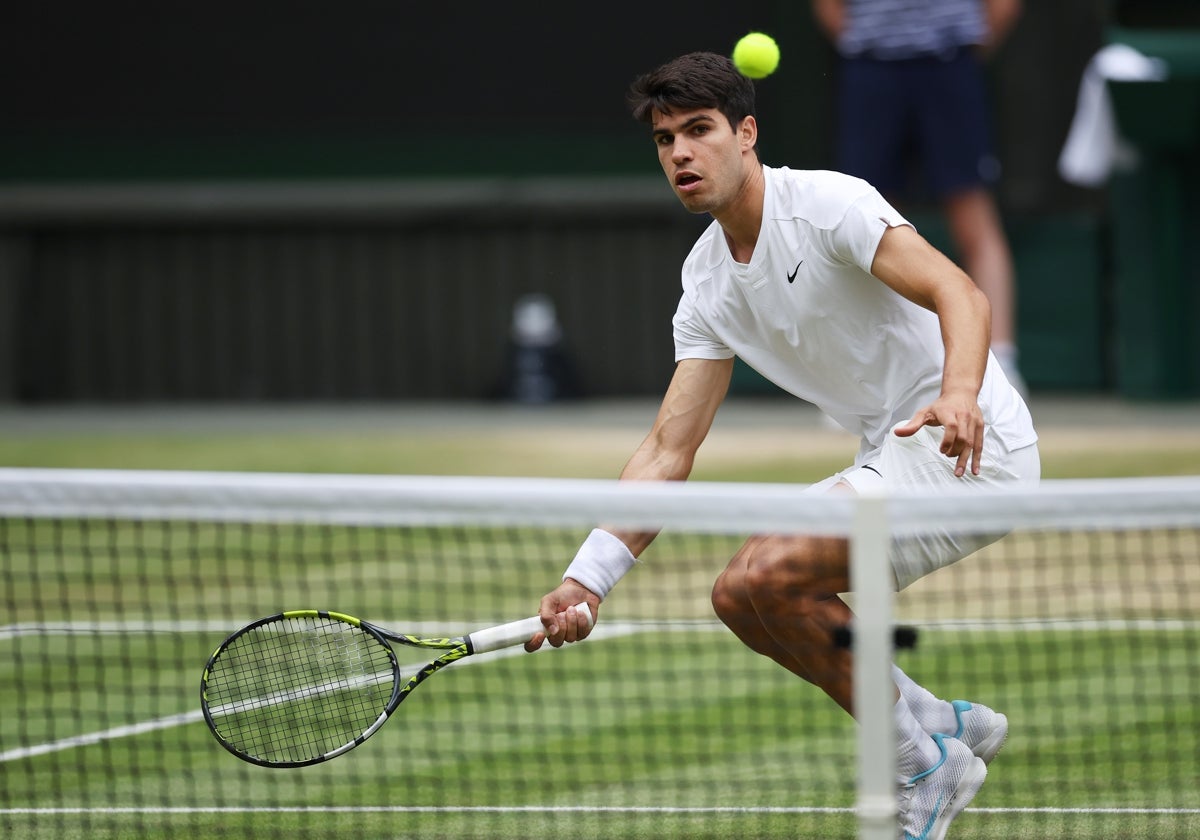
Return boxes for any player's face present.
[651,107,755,215]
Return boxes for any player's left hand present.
[893,390,985,477]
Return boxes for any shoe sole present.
[971,713,1009,766]
[926,756,987,840]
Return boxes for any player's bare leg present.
[715,531,989,840]
[712,549,821,682]
[711,533,857,715]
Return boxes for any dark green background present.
[2,0,1109,216]
[2,1,1198,400]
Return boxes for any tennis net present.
[1,468,1198,840]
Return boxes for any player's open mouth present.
[675,173,702,192]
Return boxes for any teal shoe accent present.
[898,731,988,840]
[907,732,950,783]
[950,700,973,739]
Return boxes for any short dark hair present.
[626,51,757,134]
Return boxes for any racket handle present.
[466,602,593,655]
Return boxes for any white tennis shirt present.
[673,165,1037,463]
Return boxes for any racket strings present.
[205,615,396,764]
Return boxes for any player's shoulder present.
[765,165,878,231]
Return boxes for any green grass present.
[3,623,1198,839]
[2,409,1199,838]
[2,625,1197,838]
[2,423,1199,480]
[3,517,1200,839]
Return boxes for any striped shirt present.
[838,0,987,60]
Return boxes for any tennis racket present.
[200,602,592,768]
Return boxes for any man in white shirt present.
[525,51,1039,840]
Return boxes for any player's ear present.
[738,116,758,152]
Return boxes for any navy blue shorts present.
[835,49,1000,200]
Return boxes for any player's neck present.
[715,162,765,265]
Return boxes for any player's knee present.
[741,547,795,611]
[711,568,749,626]
[742,537,846,610]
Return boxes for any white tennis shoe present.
[897,733,987,840]
[949,700,1008,765]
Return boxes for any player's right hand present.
[893,389,985,478]
[525,579,599,651]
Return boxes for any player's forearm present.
[938,285,992,398]
[620,436,696,484]
[559,439,687,598]
[566,423,700,593]
[602,438,696,558]
[567,357,727,595]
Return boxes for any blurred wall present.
[1,186,703,400]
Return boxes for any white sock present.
[894,695,943,779]
[893,665,958,737]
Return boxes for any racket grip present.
[466,602,593,655]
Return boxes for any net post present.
[851,492,896,840]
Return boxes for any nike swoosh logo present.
[786,260,803,283]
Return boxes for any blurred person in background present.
[813,0,1027,395]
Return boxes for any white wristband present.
[562,528,638,599]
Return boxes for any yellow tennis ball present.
[732,32,780,79]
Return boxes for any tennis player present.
[526,51,1038,840]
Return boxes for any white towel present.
[1058,43,1169,187]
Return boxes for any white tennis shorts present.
[804,422,1041,591]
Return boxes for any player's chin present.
[674,189,714,215]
